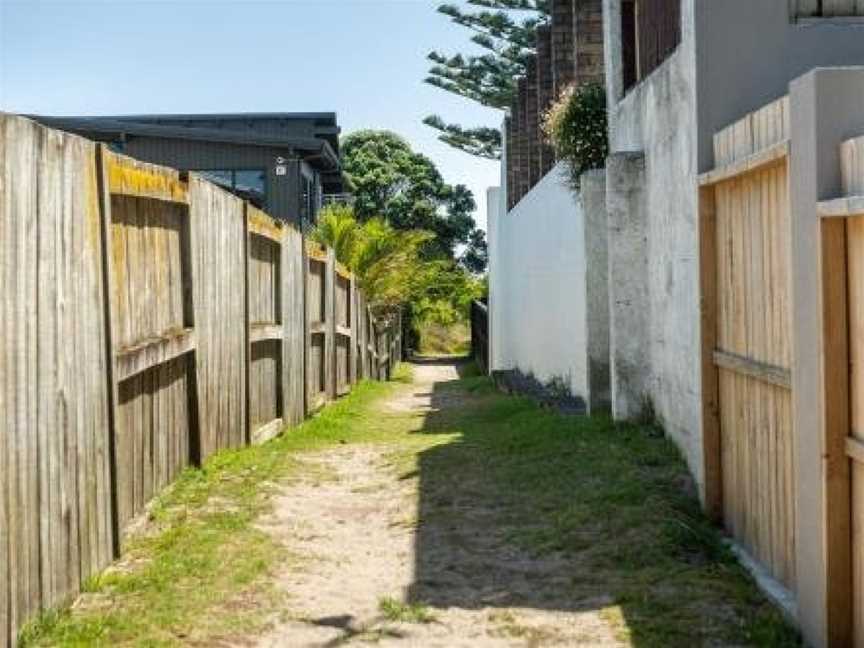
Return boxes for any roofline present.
[29,115,341,171]
[40,111,338,124]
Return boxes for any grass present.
[402,375,801,647]
[18,375,409,648]
[415,321,470,356]
[20,363,800,647]
[377,597,436,624]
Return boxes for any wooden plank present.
[325,248,337,401]
[190,176,246,459]
[252,418,283,446]
[282,224,305,426]
[114,328,195,382]
[817,195,864,219]
[699,185,722,521]
[104,149,189,204]
[842,136,864,196]
[247,205,283,243]
[820,217,853,643]
[713,350,792,389]
[699,140,790,187]
[250,323,283,344]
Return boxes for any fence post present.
[325,248,337,401]
[790,68,864,648]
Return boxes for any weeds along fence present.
[0,114,401,646]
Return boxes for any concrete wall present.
[602,0,864,498]
[603,0,704,485]
[489,162,609,413]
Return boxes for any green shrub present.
[542,82,608,191]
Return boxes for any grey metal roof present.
[29,113,342,170]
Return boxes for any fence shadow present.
[403,370,798,646]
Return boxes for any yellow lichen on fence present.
[247,205,284,242]
[305,240,328,262]
[105,149,189,203]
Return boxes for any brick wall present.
[575,0,605,85]
[536,25,556,178]
[505,0,605,210]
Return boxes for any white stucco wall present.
[602,0,864,506]
[489,163,604,408]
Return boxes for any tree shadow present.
[403,369,800,646]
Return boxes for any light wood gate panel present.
[700,97,797,592]
[820,133,864,645]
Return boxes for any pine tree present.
[424,0,549,159]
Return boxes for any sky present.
[0,0,503,231]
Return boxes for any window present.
[197,169,266,208]
[621,0,682,94]
[300,174,320,225]
[793,1,864,18]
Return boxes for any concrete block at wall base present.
[606,151,649,421]
[579,168,611,414]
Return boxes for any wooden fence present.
[0,114,401,647]
[698,69,864,647]
[699,96,797,592]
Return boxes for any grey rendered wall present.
[602,0,863,500]
[490,162,610,413]
[603,0,704,486]
[696,4,864,172]
[121,137,303,223]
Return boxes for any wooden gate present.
[699,96,797,592]
[818,134,864,644]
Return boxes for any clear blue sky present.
[0,0,502,230]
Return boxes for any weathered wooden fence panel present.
[1,116,114,644]
[0,116,403,646]
[190,175,246,460]
[282,225,306,426]
[247,207,284,444]
[103,152,198,531]
[700,97,797,592]
[306,245,328,411]
[335,268,352,395]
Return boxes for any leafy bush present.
[542,82,608,191]
[310,205,484,330]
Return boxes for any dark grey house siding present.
[117,137,308,223]
[29,112,342,226]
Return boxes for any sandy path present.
[247,361,625,647]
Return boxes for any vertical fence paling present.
[0,114,402,648]
[699,96,797,592]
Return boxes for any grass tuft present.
[378,597,436,624]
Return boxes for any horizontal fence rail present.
[0,114,402,647]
